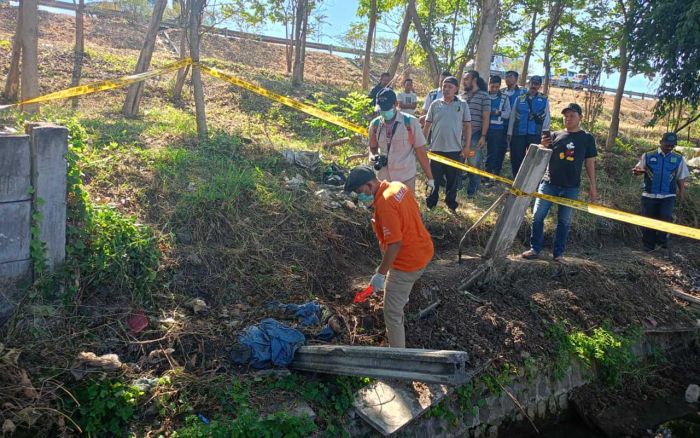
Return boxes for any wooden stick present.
[670,288,700,306]
[458,191,508,262]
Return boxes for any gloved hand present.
[370,272,386,291]
[426,179,435,196]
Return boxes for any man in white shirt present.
[396,78,418,115]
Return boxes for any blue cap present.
[661,132,677,145]
[375,88,397,111]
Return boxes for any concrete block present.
[547,395,557,415]
[0,135,31,203]
[354,380,451,436]
[0,201,31,263]
[27,124,67,270]
[556,393,568,411]
[536,400,547,419]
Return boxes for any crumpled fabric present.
[268,300,322,327]
[239,319,306,369]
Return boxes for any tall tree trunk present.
[122,0,168,117]
[542,2,565,95]
[448,0,460,68]
[291,0,308,86]
[172,0,190,101]
[284,5,293,74]
[456,22,479,82]
[20,0,39,113]
[520,10,538,86]
[474,0,499,80]
[70,0,84,109]
[409,0,440,86]
[387,0,413,79]
[362,0,377,90]
[189,0,207,140]
[606,35,628,149]
[3,3,22,102]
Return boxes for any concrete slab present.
[0,135,31,203]
[0,201,31,264]
[354,380,452,436]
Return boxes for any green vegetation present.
[548,323,645,386]
[66,380,144,437]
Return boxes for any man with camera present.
[521,103,597,262]
[507,75,551,178]
[422,76,472,213]
[344,165,434,348]
[368,88,434,193]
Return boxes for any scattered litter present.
[160,317,177,326]
[315,189,332,201]
[187,182,197,192]
[132,376,159,392]
[281,150,320,170]
[198,414,210,425]
[189,298,209,316]
[238,319,306,369]
[147,348,175,364]
[322,163,347,186]
[685,384,699,403]
[343,199,356,209]
[354,285,374,304]
[127,311,149,333]
[70,352,122,380]
[284,174,305,189]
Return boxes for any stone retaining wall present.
[348,328,699,437]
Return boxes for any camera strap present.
[526,94,544,123]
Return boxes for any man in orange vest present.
[345,166,434,348]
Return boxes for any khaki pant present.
[383,267,425,348]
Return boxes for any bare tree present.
[409,0,440,86]
[361,0,377,90]
[542,1,565,95]
[474,0,500,80]
[387,0,413,79]
[3,2,22,102]
[122,0,168,117]
[606,0,630,149]
[291,0,309,86]
[20,0,39,113]
[190,0,207,139]
[172,0,190,101]
[519,7,548,86]
[70,0,85,108]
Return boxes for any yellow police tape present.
[198,64,369,136]
[0,58,192,110]
[428,153,700,241]
[0,58,697,241]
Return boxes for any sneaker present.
[553,255,565,262]
[521,249,539,260]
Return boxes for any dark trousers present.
[427,151,462,211]
[485,129,507,177]
[640,196,675,250]
[510,134,540,178]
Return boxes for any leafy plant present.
[173,411,316,438]
[67,379,144,437]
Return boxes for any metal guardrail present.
[550,78,657,100]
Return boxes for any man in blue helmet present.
[507,75,551,178]
[632,132,690,252]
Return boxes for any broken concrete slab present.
[289,345,469,386]
[354,380,451,436]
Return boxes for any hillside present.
[1,5,699,437]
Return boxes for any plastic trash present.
[353,285,374,304]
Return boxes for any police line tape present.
[0,58,193,110]
[1,58,698,241]
[428,153,700,241]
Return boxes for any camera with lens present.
[371,154,388,171]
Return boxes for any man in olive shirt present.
[422,76,472,212]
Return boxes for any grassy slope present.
[0,5,699,436]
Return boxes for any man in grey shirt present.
[461,70,491,197]
[422,76,472,212]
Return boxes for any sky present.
[37,0,658,94]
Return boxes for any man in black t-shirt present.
[369,73,392,108]
[522,103,598,261]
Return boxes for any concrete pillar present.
[26,123,68,271]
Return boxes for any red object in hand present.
[353,285,374,304]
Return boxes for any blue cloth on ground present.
[268,300,322,326]
[239,318,306,369]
